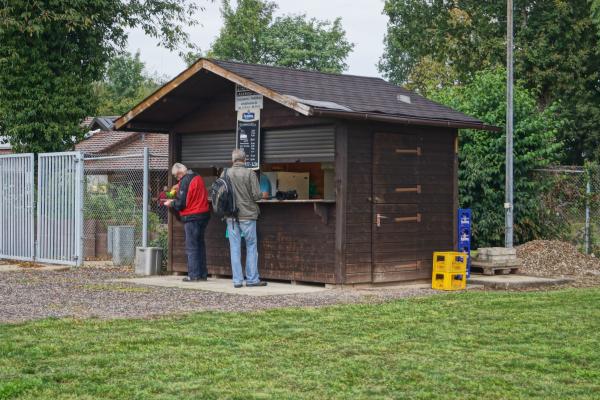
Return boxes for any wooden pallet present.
[470,265,520,276]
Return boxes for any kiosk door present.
[371,132,425,282]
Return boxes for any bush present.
[430,69,565,246]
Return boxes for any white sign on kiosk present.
[235,84,263,111]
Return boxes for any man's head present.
[232,149,246,164]
[171,163,188,180]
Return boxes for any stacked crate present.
[457,208,472,277]
[431,252,468,291]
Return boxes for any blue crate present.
[457,208,472,277]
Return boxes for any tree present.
[592,0,600,34]
[430,69,565,247]
[208,0,354,73]
[379,0,600,164]
[95,52,162,116]
[0,0,201,153]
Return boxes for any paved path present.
[0,265,438,323]
[115,275,330,296]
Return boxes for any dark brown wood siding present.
[169,95,337,283]
[341,122,457,284]
[343,122,374,284]
[171,204,336,283]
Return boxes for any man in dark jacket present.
[164,163,210,282]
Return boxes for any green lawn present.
[1,289,600,399]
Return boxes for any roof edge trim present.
[311,109,501,132]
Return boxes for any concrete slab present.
[114,275,330,296]
[468,274,573,289]
[350,282,484,291]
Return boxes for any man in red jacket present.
[164,163,210,282]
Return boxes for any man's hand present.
[163,199,174,207]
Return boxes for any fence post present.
[585,176,591,255]
[75,152,85,266]
[142,147,149,247]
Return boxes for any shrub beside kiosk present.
[114,59,499,284]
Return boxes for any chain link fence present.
[82,151,169,266]
[535,165,600,256]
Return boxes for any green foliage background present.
[430,69,564,246]
[207,0,354,73]
[379,0,600,164]
[0,0,200,152]
[94,52,163,116]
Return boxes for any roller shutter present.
[180,132,236,167]
[263,126,335,163]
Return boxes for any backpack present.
[209,168,239,220]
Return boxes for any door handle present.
[376,213,388,227]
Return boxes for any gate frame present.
[36,152,84,266]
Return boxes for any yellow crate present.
[432,271,467,291]
[433,251,468,274]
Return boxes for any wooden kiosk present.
[114,59,497,285]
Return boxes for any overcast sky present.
[126,0,388,80]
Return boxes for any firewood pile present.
[516,240,600,279]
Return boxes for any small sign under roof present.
[235,84,263,111]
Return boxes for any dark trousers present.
[183,213,210,279]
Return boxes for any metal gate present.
[0,154,35,261]
[36,152,84,266]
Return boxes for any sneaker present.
[182,276,207,282]
[246,281,268,287]
[233,283,243,288]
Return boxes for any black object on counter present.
[275,190,298,201]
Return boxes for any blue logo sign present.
[242,112,255,120]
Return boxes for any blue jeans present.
[184,213,210,279]
[226,219,259,285]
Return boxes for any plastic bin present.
[432,272,467,291]
[433,251,468,273]
[111,226,135,266]
[432,251,467,291]
[135,247,163,276]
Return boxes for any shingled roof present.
[212,60,485,125]
[115,59,498,132]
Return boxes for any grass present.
[1,289,600,399]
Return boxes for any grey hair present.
[232,148,246,163]
[171,162,187,176]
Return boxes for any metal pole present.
[505,0,514,248]
[74,152,84,266]
[142,147,149,247]
[585,176,591,254]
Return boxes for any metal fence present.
[535,165,600,255]
[82,149,169,266]
[0,149,168,267]
[0,154,35,261]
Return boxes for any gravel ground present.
[517,240,600,287]
[0,265,438,323]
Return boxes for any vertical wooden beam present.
[167,131,180,273]
[453,129,459,250]
[334,122,348,285]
